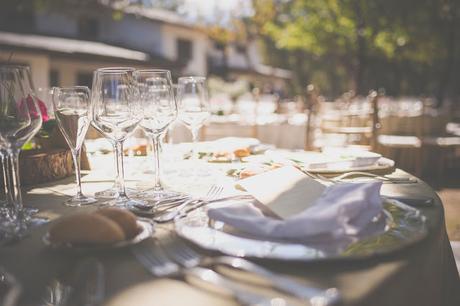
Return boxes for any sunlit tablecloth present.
[0,145,459,306]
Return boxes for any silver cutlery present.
[185,267,292,306]
[382,195,433,207]
[132,241,180,277]
[160,234,341,306]
[153,185,224,223]
[131,240,283,306]
[307,171,417,184]
[331,171,417,183]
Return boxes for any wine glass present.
[92,67,138,199]
[135,69,182,201]
[0,65,47,236]
[177,77,210,158]
[52,86,96,206]
[91,68,146,208]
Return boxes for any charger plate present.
[175,199,426,262]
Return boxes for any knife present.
[383,196,434,207]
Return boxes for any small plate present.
[306,157,395,174]
[43,219,154,251]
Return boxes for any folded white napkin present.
[208,181,383,240]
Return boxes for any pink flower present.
[24,95,49,122]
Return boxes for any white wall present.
[0,51,50,90]
[50,59,147,87]
[161,24,208,76]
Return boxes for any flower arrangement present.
[22,96,58,150]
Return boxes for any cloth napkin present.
[208,181,383,240]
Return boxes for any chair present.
[305,86,379,152]
[374,96,424,176]
[375,96,460,179]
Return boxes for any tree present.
[251,0,460,104]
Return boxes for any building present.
[0,3,290,91]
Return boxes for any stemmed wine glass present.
[92,67,138,199]
[91,68,146,208]
[52,86,96,206]
[177,77,210,158]
[0,65,47,236]
[134,69,181,201]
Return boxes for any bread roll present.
[234,148,250,158]
[96,207,139,238]
[49,213,126,245]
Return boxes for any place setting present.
[173,165,427,262]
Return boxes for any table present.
[170,114,307,150]
[1,150,459,306]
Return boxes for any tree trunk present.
[437,1,457,107]
[354,0,367,95]
[294,49,309,91]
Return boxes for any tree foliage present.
[252,0,460,103]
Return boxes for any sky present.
[165,0,254,26]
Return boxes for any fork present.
[307,171,416,184]
[331,171,417,183]
[131,240,283,305]
[160,235,341,306]
[132,241,180,277]
[153,185,224,223]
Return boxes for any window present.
[78,17,99,40]
[177,38,193,62]
[235,44,247,54]
[77,72,92,87]
[214,41,225,51]
[49,69,59,87]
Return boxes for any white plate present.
[265,150,394,174]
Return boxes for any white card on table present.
[236,166,326,219]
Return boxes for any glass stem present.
[3,154,14,207]
[191,127,199,158]
[114,141,127,198]
[1,153,7,202]
[9,150,22,215]
[152,135,163,192]
[168,125,174,145]
[71,149,83,197]
[111,141,122,191]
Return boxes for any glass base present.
[99,195,148,210]
[64,194,97,207]
[95,187,138,199]
[22,207,39,216]
[0,212,48,243]
[141,189,186,204]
